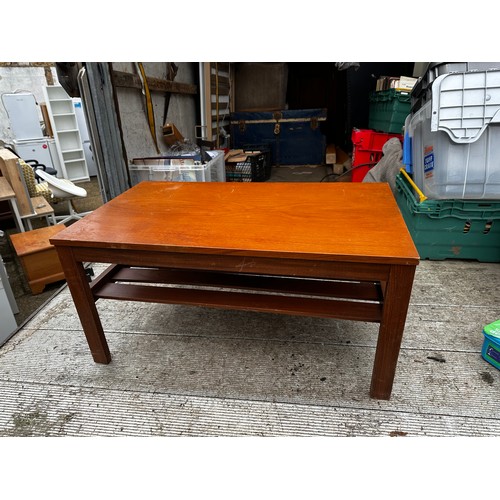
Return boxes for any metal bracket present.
[85,267,95,283]
[238,120,246,133]
[273,111,282,135]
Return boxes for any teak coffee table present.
[50,181,419,400]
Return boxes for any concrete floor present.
[1,165,499,437]
[1,259,499,437]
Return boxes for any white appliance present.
[13,137,62,174]
[2,92,44,140]
[0,254,17,346]
[73,98,98,176]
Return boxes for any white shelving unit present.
[42,85,90,183]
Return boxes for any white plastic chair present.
[34,168,91,225]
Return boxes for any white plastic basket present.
[129,150,225,185]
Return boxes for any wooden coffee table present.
[50,181,419,400]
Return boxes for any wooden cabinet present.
[9,224,66,294]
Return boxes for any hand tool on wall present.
[163,62,178,126]
[135,63,160,154]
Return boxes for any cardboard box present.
[332,147,351,176]
[326,145,336,164]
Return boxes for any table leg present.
[55,247,111,364]
[370,264,416,400]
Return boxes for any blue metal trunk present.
[230,108,327,166]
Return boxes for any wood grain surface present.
[50,182,419,265]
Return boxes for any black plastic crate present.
[243,143,272,177]
[225,149,271,182]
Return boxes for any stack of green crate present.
[369,89,411,134]
[395,173,500,262]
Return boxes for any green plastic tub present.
[369,89,411,134]
[395,173,500,262]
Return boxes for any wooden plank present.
[210,81,230,94]
[203,63,213,141]
[211,62,230,73]
[0,176,15,200]
[110,267,383,302]
[26,196,54,218]
[93,282,383,323]
[67,246,393,282]
[326,145,336,164]
[0,149,33,217]
[89,263,123,298]
[211,74,230,87]
[40,103,53,137]
[111,70,197,95]
[333,147,351,176]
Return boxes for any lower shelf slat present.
[94,282,383,323]
[110,267,383,302]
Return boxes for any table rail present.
[91,265,384,323]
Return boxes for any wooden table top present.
[50,181,420,265]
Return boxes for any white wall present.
[0,65,58,144]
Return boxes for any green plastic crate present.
[395,173,500,262]
[369,89,411,134]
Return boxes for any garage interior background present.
[0,61,419,204]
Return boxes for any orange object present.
[162,123,184,145]
[10,224,66,294]
[51,182,419,400]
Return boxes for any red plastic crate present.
[351,128,403,181]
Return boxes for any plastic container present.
[395,172,500,262]
[225,150,270,182]
[351,128,403,181]
[241,143,272,178]
[129,150,225,185]
[481,319,500,371]
[411,62,500,113]
[407,70,500,199]
[368,89,411,134]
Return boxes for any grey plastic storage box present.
[407,70,500,199]
[410,62,500,113]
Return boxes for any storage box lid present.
[484,319,500,340]
[431,70,500,143]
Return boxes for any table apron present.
[69,246,393,282]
